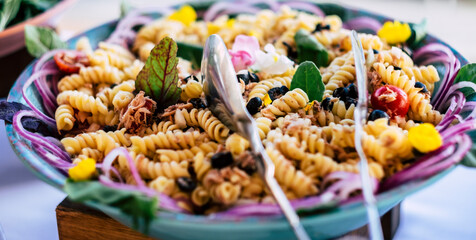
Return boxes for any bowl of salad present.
[3,0,476,239]
[0,0,77,57]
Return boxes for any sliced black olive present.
[103,125,118,132]
[393,66,402,71]
[237,73,250,85]
[280,86,289,94]
[249,72,259,83]
[347,83,358,99]
[110,83,118,88]
[414,82,428,93]
[372,49,379,54]
[176,177,197,192]
[345,98,358,109]
[333,87,348,101]
[268,87,285,101]
[282,41,297,60]
[368,109,390,121]
[322,97,334,111]
[189,98,207,109]
[183,75,199,83]
[312,23,331,33]
[246,97,262,115]
[211,151,234,169]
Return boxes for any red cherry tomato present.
[53,51,89,74]
[371,85,409,118]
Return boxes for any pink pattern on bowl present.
[0,0,78,57]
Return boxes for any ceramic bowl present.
[5,2,470,240]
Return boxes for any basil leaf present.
[407,19,427,48]
[177,41,203,69]
[290,61,325,101]
[0,0,21,31]
[136,36,182,109]
[294,29,328,67]
[24,25,66,58]
[64,180,158,232]
[453,63,476,97]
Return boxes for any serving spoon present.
[350,30,384,240]
[201,34,310,240]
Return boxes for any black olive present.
[393,66,402,71]
[176,177,197,192]
[414,82,428,93]
[246,97,262,115]
[312,23,331,33]
[333,87,348,101]
[372,49,379,54]
[132,89,140,95]
[189,98,207,109]
[103,125,118,132]
[211,151,234,169]
[110,83,118,88]
[187,166,197,179]
[414,120,423,123]
[183,75,199,83]
[282,42,297,60]
[321,97,334,111]
[345,98,358,108]
[368,110,389,121]
[237,73,250,85]
[280,86,289,94]
[268,87,285,101]
[347,83,358,99]
[249,72,259,83]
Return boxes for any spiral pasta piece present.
[261,88,309,120]
[55,104,76,131]
[402,65,440,93]
[86,111,119,126]
[248,76,292,101]
[130,130,208,154]
[133,154,190,179]
[225,133,250,156]
[179,109,230,142]
[180,80,203,101]
[156,142,218,162]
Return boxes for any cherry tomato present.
[53,51,89,74]
[371,85,409,118]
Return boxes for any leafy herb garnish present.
[290,61,325,101]
[24,25,66,58]
[136,36,182,109]
[454,63,476,97]
[294,29,329,67]
[407,19,427,48]
[0,100,52,136]
[0,0,21,31]
[64,180,158,232]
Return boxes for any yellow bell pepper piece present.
[263,94,272,106]
[408,123,443,153]
[69,158,97,181]
[168,5,197,26]
[377,21,411,45]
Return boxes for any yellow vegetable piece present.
[225,19,235,28]
[304,102,314,112]
[248,30,262,39]
[408,123,443,153]
[263,94,272,106]
[69,158,97,181]
[207,22,221,36]
[168,5,197,26]
[377,21,411,45]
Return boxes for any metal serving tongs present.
[350,30,384,240]
[201,34,310,240]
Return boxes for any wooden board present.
[56,198,400,240]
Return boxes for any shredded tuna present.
[369,71,384,93]
[203,169,224,189]
[220,167,250,186]
[236,151,257,173]
[119,91,156,134]
[242,82,258,100]
[160,102,193,118]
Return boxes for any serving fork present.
[201,34,310,240]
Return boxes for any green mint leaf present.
[0,0,21,31]
[453,63,476,97]
[290,61,324,101]
[294,29,329,67]
[177,41,203,69]
[407,19,427,48]
[136,36,181,109]
[24,25,66,58]
[64,180,158,233]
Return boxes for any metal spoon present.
[201,34,310,240]
[350,30,384,240]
